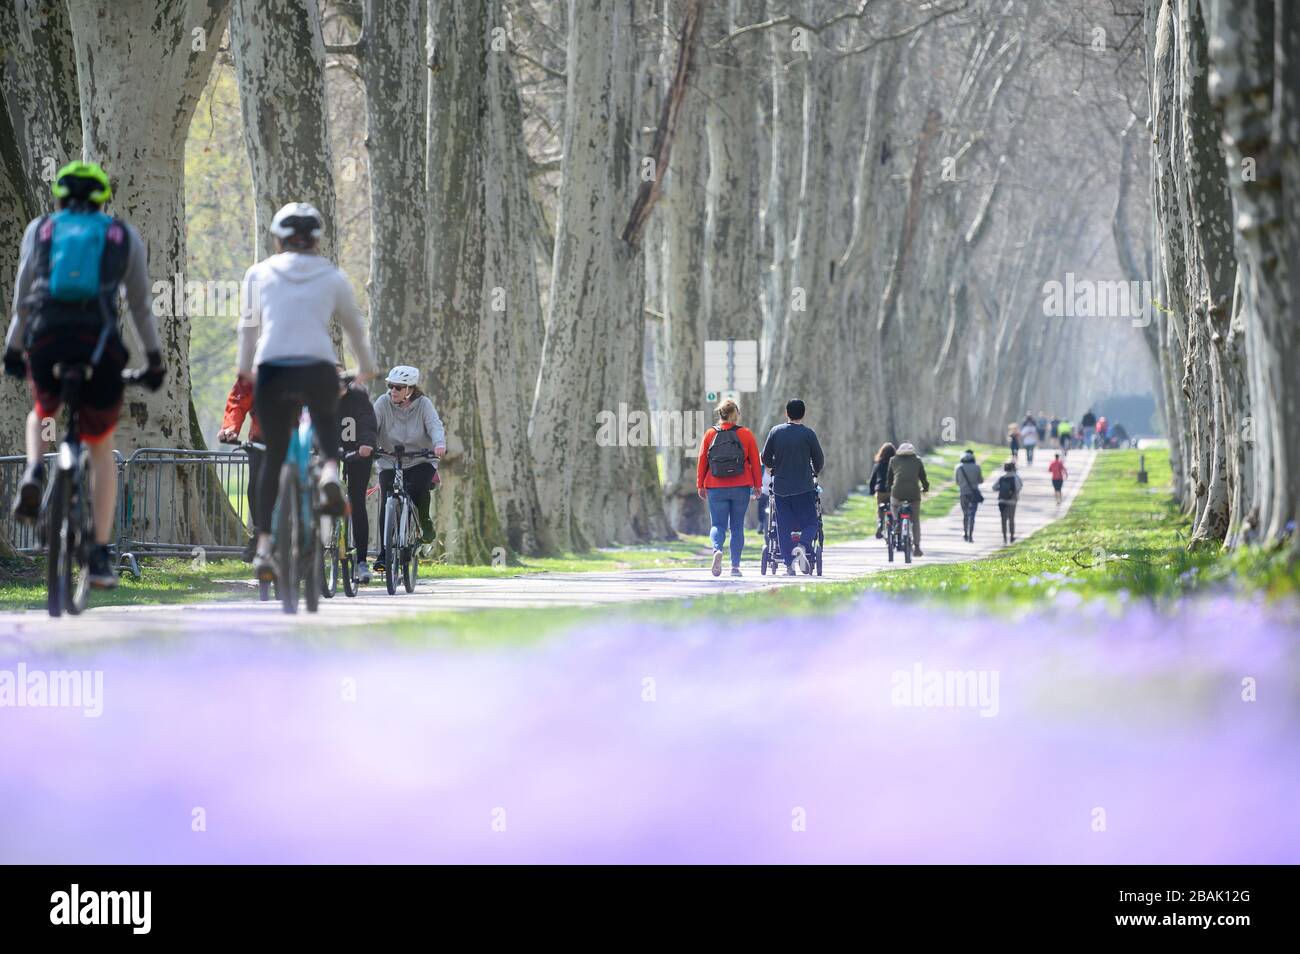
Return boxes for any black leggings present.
[377,463,434,555]
[245,446,265,535]
[345,457,373,561]
[253,361,341,535]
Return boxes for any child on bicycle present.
[372,365,445,571]
[237,202,377,583]
[868,442,896,538]
[3,162,164,588]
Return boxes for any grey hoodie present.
[955,452,983,496]
[373,392,445,471]
[237,251,376,376]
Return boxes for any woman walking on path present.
[1007,423,1021,463]
[1019,415,1039,465]
[697,399,762,577]
[955,449,984,543]
[1048,453,1068,505]
[868,442,896,538]
[994,460,1023,544]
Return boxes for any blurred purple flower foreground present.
[2,593,1298,863]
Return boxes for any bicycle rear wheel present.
[304,506,322,613]
[278,465,300,614]
[339,516,357,598]
[45,470,68,618]
[65,474,92,615]
[902,524,912,564]
[321,514,337,599]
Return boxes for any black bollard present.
[1137,453,1148,484]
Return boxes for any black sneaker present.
[11,461,44,523]
[86,544,118,589]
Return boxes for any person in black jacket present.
[868,442,896,538]
[336,368,380,583]
[760,398,826,575]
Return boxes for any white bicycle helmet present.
[269,202,324,239]
[385,365,419,387]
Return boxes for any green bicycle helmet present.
[51,161,112,204]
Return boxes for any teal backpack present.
[30,210,129,330]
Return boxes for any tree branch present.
[621,0,705,247]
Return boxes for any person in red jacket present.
[696,398,762,577]
[217,377,264,561]
[1048,453,1068,505]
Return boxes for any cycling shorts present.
[26,329,128,443]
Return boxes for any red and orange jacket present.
[696,422,762,492]
[221,378,262,443]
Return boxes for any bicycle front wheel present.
[45,471,68,618]
[384,496,399,595]
[278,465,300,614]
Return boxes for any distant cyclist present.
[868,442,896,538]
[336,365,379,584]
[372,365,445,571]
[887,442,930,556]
[3,162,164,588]
[237,202,377,583]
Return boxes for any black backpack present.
[707,425,746,478]
[997,474,1017,501]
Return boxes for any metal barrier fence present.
[0,451,126,555]
[117,448,254,562]
[4,447,382,573]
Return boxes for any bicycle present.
[374,445,437,595]
[40,326,143,617]
[322,448,362,599]
[886,500,914,565]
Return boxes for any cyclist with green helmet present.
[3,161,164,588]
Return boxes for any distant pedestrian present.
[1057,418,1072,454]
[761,398,825,576]
[1019,415,1039,465]
[994,460,1023,544]
[697,398,762,578]
[955,448,983,543]
[1048,453,1068,504]
[1007,422,1020,462]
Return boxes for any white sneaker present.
[793,545,810,575]
[711,550,723,577]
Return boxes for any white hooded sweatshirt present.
[237,252,377,377]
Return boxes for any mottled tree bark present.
[230,0,339,262]
[362,0,428,377]
[426,0,505,564]
[530,0,670,550]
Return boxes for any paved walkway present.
[0,450,1095,647]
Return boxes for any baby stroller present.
[760,484,824,576]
